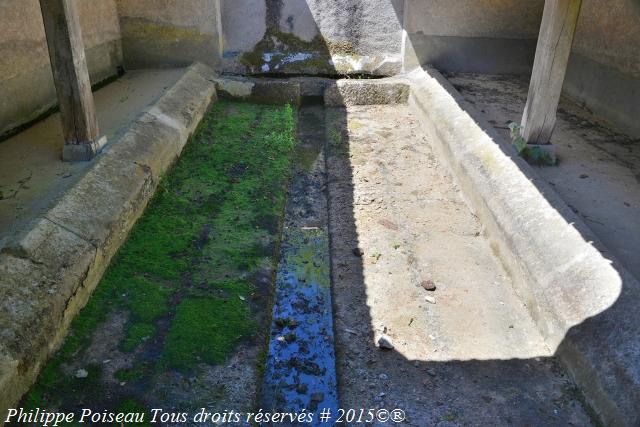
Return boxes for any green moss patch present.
[23,100,296,414]
[162,295,256,369]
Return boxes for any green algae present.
[162,295,256,369]
[23,100,297,415]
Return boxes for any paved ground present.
[326,104,594,426]
[446,73,640,280]
[0,68,184,249]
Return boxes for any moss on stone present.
[240,29,335,74]
[23,100,297,411]
[162,295,256,369]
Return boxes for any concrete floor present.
[0,68,185,249]
[327,105,593,425]
[447,73,640,280]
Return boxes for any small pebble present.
[420,280,436,291]
[424,295,436,304]
[378,334,394,350]
[75,369,88,379]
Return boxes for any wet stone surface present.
[262,104,339,424]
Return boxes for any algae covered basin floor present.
[16,100,296,425]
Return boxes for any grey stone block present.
[324,79,410,106]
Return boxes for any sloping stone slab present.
[406,67,640,426]
[324,79,410,106]
[0,62,217,421]
[213,76,301,105]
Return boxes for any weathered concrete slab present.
[214,76,301,105]
[324,79,410,106]
[406,67,640,426]
[0,62,217,421]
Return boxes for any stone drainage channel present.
[262,103,339,424]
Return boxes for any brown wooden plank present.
[39,0,105,161]
[521,0,582,145]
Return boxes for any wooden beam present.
[39,0,106,161]
[521,0,582,145]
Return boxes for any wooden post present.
[39,0,106,161]
[521,0,582,145]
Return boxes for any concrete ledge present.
[324,79,410,106]
[0,62,217,420]
[406,67,640,426]
[213,76,301,105]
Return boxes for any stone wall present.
[402,0,544,74]
[116,0,223,69]
[565,0,640,137]
[220,0,405,75]
[1,0,637,137]
[403,0,640,137]
[0,0,123,138]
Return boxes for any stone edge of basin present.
[0,62,217,421]
[324,78,410,106]
[406,66,640,426]
[213,74,411,107]
[213,75,302,106]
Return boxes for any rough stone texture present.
[116,0,223,69]
[324,79,410,106]
[407,67,640,426]
[0,0,123,138]
[214,76,301,106]
[0,63,217,421]
[220,0,404,75]
[290,76,333,97]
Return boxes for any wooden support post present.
[39,0,106,161]
[521,0,582,145]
